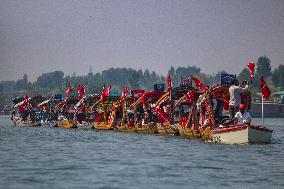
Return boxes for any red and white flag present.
[151,107,167,123]
[260,77,271,100]
[120,87,128,103]
[18,95,29,111]
[100,85,105,101]
[104,85,112,97]
[247,62,255,79]
[185,90,196,105]
[166,75,172,92]
[65,85,73,95]
[192,77,207,92]
[78,85,86,100]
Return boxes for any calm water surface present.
[0,115,283,189]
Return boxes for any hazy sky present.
[1,0,284,81]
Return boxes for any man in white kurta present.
[235,104,251,125]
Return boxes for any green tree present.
[256,56,272,80]
[36,71,64,89]
[272,64,284,89]
[238,68,250,82]
[16,74,29,91]
[128,71,140,89]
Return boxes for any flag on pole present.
[78,85,85,100]
[185,90,196,105]
[166,75,172,92]
[65,85,73,95]
[192,77,207,92]
[104,85,112,97]
[260,77,271,100]
[120,87,128,103]
[247,62,255,79]
[100,85,105,101]
[18,95,29,111]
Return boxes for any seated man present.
[234,104,251,125]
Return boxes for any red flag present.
[104,85,112,98]
[100,85,105,101]
[18,95,29,111]
[247,62,255,79]
[223,99,229,110]
[151,107,167,123]
[78,85,85,100]
[192,77,207,92]
[260,77,271,100]
[65,85,73,95]
[167,75,172,92]
[185,90,196,105]
[120,87,128,103]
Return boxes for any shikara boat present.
[130,91,163,134]
[198,84,273,144]
[91,96,120,131]
[155,86,196,136]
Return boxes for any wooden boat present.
[157,122,178,135]
[126,126,137,132]
[115,123,128,132]
[198,83,273,144]
[92,121,113,130]
[155,86,195,136]
[212,124,273,144]
[135,123,158,134]
[178,124,200,138]
[14,119,41,127]
[58,120,78,129]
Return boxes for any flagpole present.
[262,95,264,125]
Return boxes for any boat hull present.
[135,123,158,134]
[92,122,113,130]
[212,125,273,144]
[58,120,77,129]
[178,124,200,138]
[14,120,41,127]
[157,123,179,135]
[115,123,128,132]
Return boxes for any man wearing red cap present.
[234,104,251,125]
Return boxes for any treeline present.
[0,56,284,108]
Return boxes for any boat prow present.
[14,120,41,127]
[212,124,273,144]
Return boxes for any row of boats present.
[11,78,273,144]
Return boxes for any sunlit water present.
[0,115,283,189]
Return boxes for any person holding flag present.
[229,79,249,118]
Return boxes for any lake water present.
[0,115,283,189]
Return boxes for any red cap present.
[239,104,245,109]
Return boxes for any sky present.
[0,0,284,81]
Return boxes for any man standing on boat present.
[229,79,249,118]
[234,104,251,124]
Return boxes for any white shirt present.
[229,85,248,106]
[235,111,251,124]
